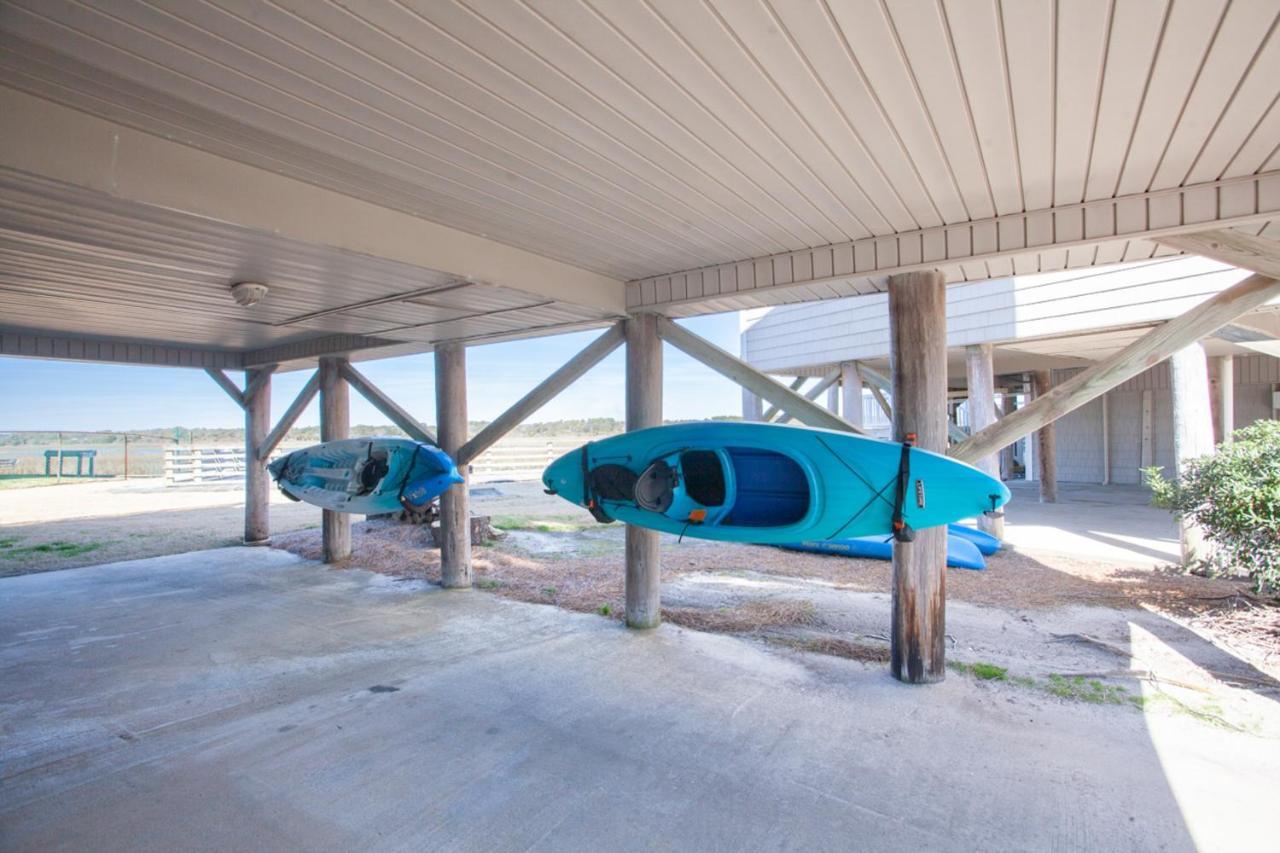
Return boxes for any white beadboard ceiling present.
[1,0,1279,359]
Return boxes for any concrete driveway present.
[2,548,1274,852]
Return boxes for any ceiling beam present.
[241,334,405,368]
[627,174,1280,312]
[0,86,626,315]
[0,328,242,369]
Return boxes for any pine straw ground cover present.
[270,518,1277,674]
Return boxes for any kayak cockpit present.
[595,447,810,531]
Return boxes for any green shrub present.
[1143,420,1280,595]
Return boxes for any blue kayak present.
[269,437,463,515]
[542,422,1010,545]
[946,524,1002,556]
[780,532,987,570]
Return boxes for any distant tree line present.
[0,416,740,446]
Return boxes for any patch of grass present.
[540,586,558,598]
[948,661,1009,681]
[490,515,592,534]
[475,578,503,590]
[0,537,17,549]
[1043,674,1138,707]
[0,540,103,559]
[598,603,612,616]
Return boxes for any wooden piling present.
[841,362,863,428]
[888,271,948,684]
[243,367,271,545]
[625,314,662,629]
[319,357,351,563]
[435,342,473,588]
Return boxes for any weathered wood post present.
[244,368,271,545]
[1170,343,1215,563]
[964,344,1003,539]
[1216,355,1235,445]
[741,388,762,422]
[826,383,840,415]
[888,271,948,684]
[1031,370,1057,503]
[319,357,351,563]
[626,313,662,628]
[435,342,472,588]
[841,362,862,428]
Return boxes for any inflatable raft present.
[268,437,462,515]
[542,422,1009,545]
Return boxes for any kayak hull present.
[946,524,1002,556]
[268,437,462,515]
[780,533,987,571]
[542,422,1010,545]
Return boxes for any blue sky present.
[0,314,744,431]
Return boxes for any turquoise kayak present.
[542,422,1010,545]
[269,437,462,515]
[779,532,987,570]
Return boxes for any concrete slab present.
[998,481,1181,564]
[2,548,1274,852]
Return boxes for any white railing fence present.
[164,447,245,483]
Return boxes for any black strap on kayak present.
[891,434,917,543]
[397,443,424,507]
[580,443,614,524]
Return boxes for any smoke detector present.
[230,281,268,307]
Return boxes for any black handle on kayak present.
[892,435,916,543]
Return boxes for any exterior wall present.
[741,256,1252,373]
[1053,355,1278,484]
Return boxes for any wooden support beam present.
[657,317,866,435]
[319,357,351,563]
[951,272,1280,465]
[1170,344,1215,563]
[1159,229,1280,279]
[1101,393,1111,485]
[1216,356,1235,444]
[858,363,893,419]
[258,371,319,461]
[626,314,663,629]
[888,271,948,685]
[775,368,842,424]
[243,367,271,545]
[457,322,625,466]
[742,387,762,422]
[205,368,245,409]
[841,362,863,429]
[338,360,436,446]
[858,362,968,442]
[965,344,1003,539]
[761,376,808,422]
[1032,370,1058,504]
[435,342,472,588]
[242,367,275,407]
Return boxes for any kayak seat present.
[634,460,677,513]
[680,450,726,506]
[589,464,639,502]
[723,448,809,528]
[356,455,390,496]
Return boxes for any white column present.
[1216,355,1235,445]
[964,344,1003,539]
[1170,344,1215,564]
[841,362,863,429]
